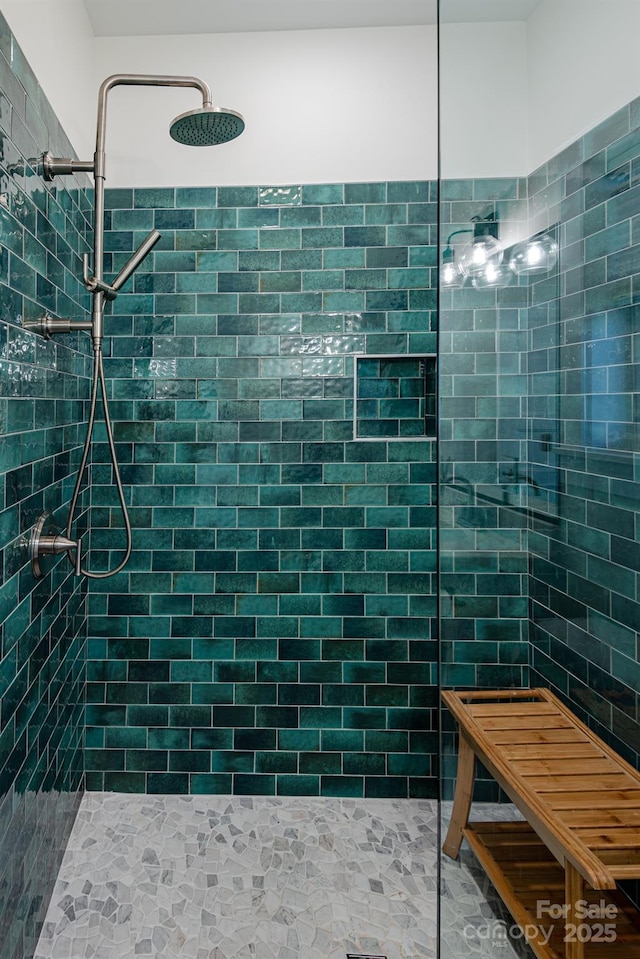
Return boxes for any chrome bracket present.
[82,254,118,299]
[29,314,93,338]
[42,151,95,181]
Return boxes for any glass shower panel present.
[438,9,533,952]
[438,1,640,956]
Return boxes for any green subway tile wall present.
[0,13,90,959]
[85,181,439,798]
[527,97,640,772]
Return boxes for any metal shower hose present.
[66,345,132,578]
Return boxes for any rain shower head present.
[169,106,245,146]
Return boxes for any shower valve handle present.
[39,533,83,576]
[29,513,83,578]
[36,531,82,571]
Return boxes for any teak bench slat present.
[560,809,640,827]
[525,774,634,791]
[489,729,589,744]
[500,745,606,759]
[474,715,577,730]
[442,687,640,959]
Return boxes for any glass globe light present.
[471,260,511,289]
[441,247,465,288]
[509,233,559,275]
[459,234,503,277]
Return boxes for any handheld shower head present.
[170,106,245,146]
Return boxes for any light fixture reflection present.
[471,260,511,289]
[460,235,503,276]
[441,247,465,288]
[441,228,473,287]
[441,216,559,290]
[509,233,559,275]
[459,216,503,277]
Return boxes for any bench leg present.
[564,862,585,959]
[443,732,476,859]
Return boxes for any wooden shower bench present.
[442,687,640,959]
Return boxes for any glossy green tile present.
[88,177,439,800]
[320,776,363,797]
[134,187,175,208]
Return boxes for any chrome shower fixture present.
[42,73,245,351]
[33,73,245,581]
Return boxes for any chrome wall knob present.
[29,513,82,578]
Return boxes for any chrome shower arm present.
[94,74,213,161]
[43,74,213,182]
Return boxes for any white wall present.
[5,0,640,187]
[0,0,94,159]
[93,26,438,187]
[440,1,640,179]
[527,0,640,171]
[439,21,529,178]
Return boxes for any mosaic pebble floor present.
[35,795,528,959]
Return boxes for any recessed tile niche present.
[354,354,437,440]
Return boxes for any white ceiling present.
[82,0,542,38]
[440,0,542,23]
